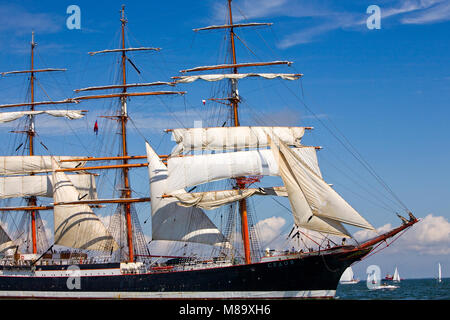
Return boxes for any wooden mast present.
[29,31,38,254]
[227,0,251,265]
[68,6,181,262]
[119,5,134,263]
[0,32,78,254]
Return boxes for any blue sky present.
[0,0,448,279]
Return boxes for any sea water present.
[336,278,449,300]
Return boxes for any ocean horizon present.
[336,277,449,300]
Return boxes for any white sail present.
[0,174,97,200]
[295,146,322,178]
[0,224,14,254]
[269,136,351,237]
[393,267,400,282]
[51,159,118,252]
[0,156,87,176]
[166,146,319,192]
[175,73,302,84]
[274,137,374,230]
[171,186,287,210]
[0,240,15,254]
[438,263,442,282]
[0,110,85,123]
[167,148,278,193]
[170,126,306,155]
[340,267,357,283]
[146,142,229,247]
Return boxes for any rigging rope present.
[291,84,411,214]
[227,3,410,216]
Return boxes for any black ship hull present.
[0,246,370,299]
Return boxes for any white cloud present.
[0,4,62,35]
[401,1,450,24]
[255,216,286,248]
[277,22,340,48]
[211,0,331,23]
[354,214,450,255]
[210,0,450,48]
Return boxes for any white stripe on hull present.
[0,289,336,299]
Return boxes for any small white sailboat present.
[393,267,401,282]
[340,267,359,284]
[438,263,442,283]
[368,269,398,290]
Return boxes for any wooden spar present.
[73,91,185,101]
[55,163,148,172]
[73,81,176,92]
[193,22,273,32]
[53,197,150,206]
[180,61,293,73]
[60,155,146,162]
[60,155,165,162]
[165,126,314,131]
[0,99,76,109]
[58,155,167,162]
[0,204,106,211]
[0,206,53,211]
[88,47,161,56]
[359,217,419,250]
[1,68,66,76]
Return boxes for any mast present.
[173,0,301,263]
[119,5,134,263]
[0,32,87,255]
[29,31,38,254]
[227,0,251,264]
[70,6,184,262]
[228,0,239,127]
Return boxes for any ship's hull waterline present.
[0,247,370,300]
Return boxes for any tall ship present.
[0,1,418,299]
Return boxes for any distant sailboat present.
[369,268,398,290]
[340,267,359,284]
[438,263,442,283]
[393,267,401,282]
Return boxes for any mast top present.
[120,5,127,24]
[193,22,273,32]
[31,31,36,47]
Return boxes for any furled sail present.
[0,174,97,199]
[272,136,375,231]
[172,186,288,210]
[270,136,351,237]
[166,146,320,193]
[0,110,85,123]
[170,126,306,155]
[175,73,302,84]
[145,141,229,247]
[51,159,118,252]
[0,156,86,176]
[180,61,293,73]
